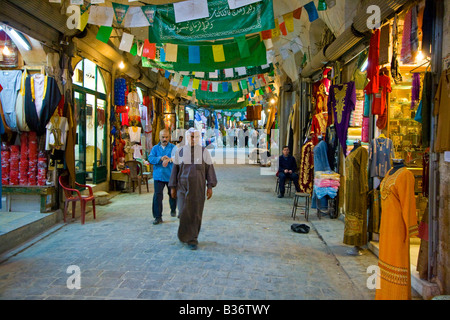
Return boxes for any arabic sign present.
[148,0,274,44]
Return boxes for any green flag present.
[235,36,250,58]
[96,26,113,43]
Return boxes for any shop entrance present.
[72,59,108,185]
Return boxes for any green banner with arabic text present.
[149,0,274,44]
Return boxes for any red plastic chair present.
[59,175,96,224]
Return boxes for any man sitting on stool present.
[278,146,301,198]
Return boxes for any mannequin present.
[391,159,405,174]
[351,139,361,153]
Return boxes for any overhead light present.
[360,58,369,72]
[8,28,31,51]
[416,50,425,63]
[118,61,125,69]
[2,46,11,56]
[270,98,276,105]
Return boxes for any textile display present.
[376,167,418,300]
[328,81,356,156]
[433,70,450,153]
[369,137,394,178]
[0,70,23,132]
[148,0,274,44]
[311,140,331,210]
[365,29,380,95]
[372,74,392,115]
[343,147,369,246]
[299,140,314,194]
[24,75,62,136]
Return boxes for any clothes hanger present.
[411,59,431,73]
[378,133,386,139]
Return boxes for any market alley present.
[0,163,378,300]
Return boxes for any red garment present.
[365,29,380,94]
[372,75,392,115]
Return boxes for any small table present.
[2,185,56,213]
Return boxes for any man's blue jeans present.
[152,180,177,219]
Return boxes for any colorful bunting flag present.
[96,26,113,43]
[272,19,280,38]
[119,32,134,52]
[212,45,225,62]
[182,76,190,87]
[304,1,319,22]
[318,0,327,11]
[159,47,166,62]
[235,36,250,58]
[141,5,156,26]
[192,78,200,89]
[283,12,294,32]
[143,40,156,59]
[112,2,129,25]
[189,46,201,64]
[293,7,302,19]
[130,42,138,56]
[261,30,272,40]
[165,43,178,62]
[201,80,208,91]
[279,21,287,36]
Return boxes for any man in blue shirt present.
[149,129,177,225]
[278,146,301,198]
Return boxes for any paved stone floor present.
[0,161,379,300]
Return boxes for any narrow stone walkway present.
[0,163,376,300]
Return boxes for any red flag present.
[201,80,208,91]
[279,21,287,36]
[261,30,272,40]
[293,7,302,19]
[143,39,156,59]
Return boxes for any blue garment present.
[312,140,331,209]
[0,70,23,131]
[148,142,176,182]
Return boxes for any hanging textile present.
[433,70,450,153]
[391,15,403,84]
[0,70,23,132]
[376,167,418,300]
[343,146,369,246]
[369,137,395,178]
[421,72,432,148]
[24,74,62,136]
[299,139,314,194]
[365,29,380,95]
[328,81,356,156]
[401,9,413,64]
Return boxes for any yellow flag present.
[232,81,239,92]
[165,43,178,62]
[77,11,89,31]
[272,18,280,38]
[212,45,225,62]
[283,12,294,33]
[192,78,200,90]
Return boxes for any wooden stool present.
[292,192,310,221]
[275,177,292,197]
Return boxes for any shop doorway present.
[72,59,108,185]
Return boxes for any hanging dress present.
[343,147,369,246]
[376,167,418,300]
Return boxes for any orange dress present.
[375,167,418,300]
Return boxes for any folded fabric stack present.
[313,171,340,199]
[1,148,10,185]
[37,151,47,186]
[28,132,38,186]
[19,133,29,186]
[9,145,20,185]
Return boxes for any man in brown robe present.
[169,128,217,250]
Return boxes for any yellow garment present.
[376,167,419,300]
